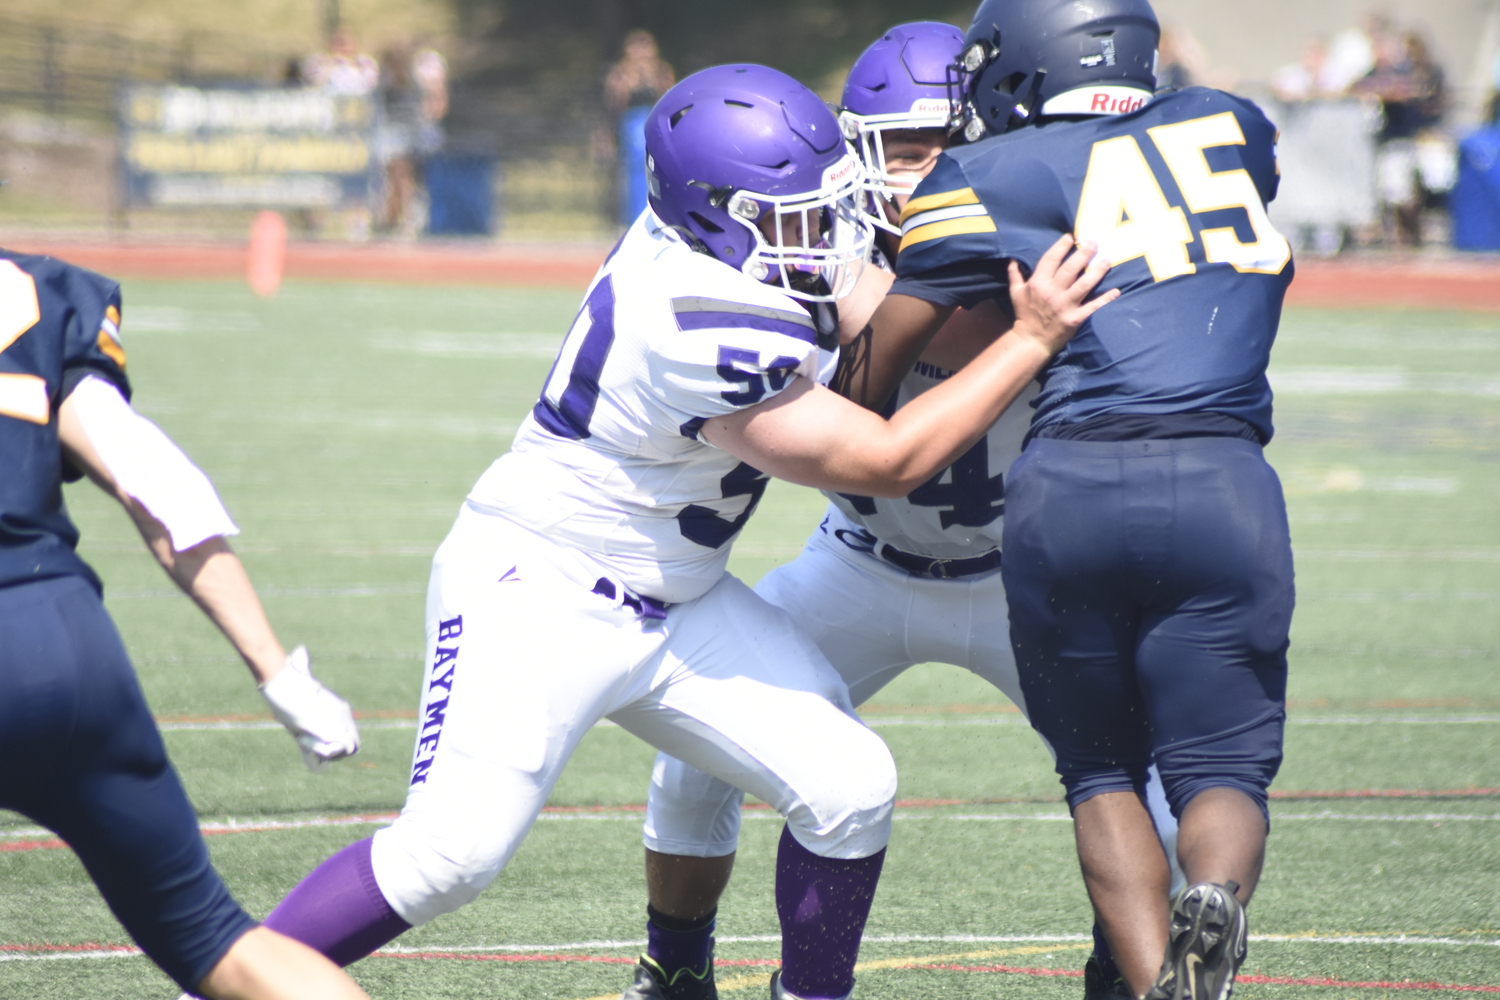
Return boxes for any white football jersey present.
[468,212,839,603]
[823,354,1038,560]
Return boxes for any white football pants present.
[370,504,897,927]
[645,516,1182,887]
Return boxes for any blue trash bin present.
[1451,128,1500,251]
[425,155,497,236]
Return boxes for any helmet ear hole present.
[688,211,725,234]
[993,71,1027,96]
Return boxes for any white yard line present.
[4,808,1496,843]
[2,932,1495,964]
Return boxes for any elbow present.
[858,467,928,500]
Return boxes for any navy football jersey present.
[0,250,131,592]
[891,88,1294,443]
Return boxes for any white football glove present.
[259,646,360,772]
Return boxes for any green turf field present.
[1,280,1496,998]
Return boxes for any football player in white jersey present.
[628,27,1180,1000]
[245,63,1115,1000]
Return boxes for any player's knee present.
[1060,771,1146,814]
[644,754,744,856]
[785,728,897,859]
[1155,718,1284,824]
[370,825,506,926]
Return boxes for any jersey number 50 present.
[1074,112,1291,282]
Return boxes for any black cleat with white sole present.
[1145,881,1247,1000]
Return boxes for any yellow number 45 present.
[1074,112,1291,283]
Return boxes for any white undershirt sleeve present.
[68,375,240,552]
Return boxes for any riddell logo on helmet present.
[909,98,955,117]
[822,156,858,189]
[1040,86,1153,117]
[1091,91,1146,113]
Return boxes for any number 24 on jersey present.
[1074,111,1291,282]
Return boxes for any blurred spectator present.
[1321,13,1390,96]
[1156,28,1205,91]
[1272,38,1330,103]
[304,27,379,96]
[1353,30,1449,246]
[281,56,309,88]
[375,43,448,235]
[605,30,674,227]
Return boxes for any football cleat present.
[622,955,717,1000]
[1145,881,1247,1000]
[1083,954,1134,1000]
[769,970,852,1000]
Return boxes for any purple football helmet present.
[840,21,965,224]
[645,64,873,301]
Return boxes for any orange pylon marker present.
[247,210,288,297]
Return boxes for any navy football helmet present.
[952,0,1160,140]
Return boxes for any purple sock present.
[774,826,886,1000]
[262,836,411,966]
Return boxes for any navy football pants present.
[1002,437,1293,820]
[0,575,256,989]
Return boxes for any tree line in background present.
[443,0,976,154]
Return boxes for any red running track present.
[5,236,1500,310]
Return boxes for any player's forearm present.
[709,328,1049,498]
[829,328,1051,496]
[831,294,954,410]
[136,522,287,684]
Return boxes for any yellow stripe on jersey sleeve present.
[96,329,127,369]
[900,215,999,252]
[899,187,983,226]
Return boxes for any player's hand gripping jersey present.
[468,212,838,603]
[0,252,129,592]
[892,87,1293,442]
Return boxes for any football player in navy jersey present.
[0,249,367,999]
[853,2,1296,999]
[620,25,1178,1000]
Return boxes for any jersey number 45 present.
[1074,112,1291,283]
